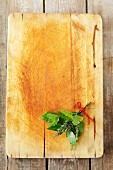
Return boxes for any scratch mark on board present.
[92,25,99,68]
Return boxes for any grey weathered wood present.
[48,158,89,170]
[0,0,7,170]
[48,159,78,170]
[45,0,89,169]
[6,0,46,169]
[88,0,113,169]
[7,158,46,170]
[88,0,113,60]
[91,57,113,170]
[7,0,43,14]
[45,0,86,13]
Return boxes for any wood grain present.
[7,13,47,158]
[0,0,7,170]
[88,0,113,169]
[78,14,103,158]
[6,0,46,169]
[1,0,112,169]
[7,158,46,170]
[44,14,72,158]
[7,13,103,158]
[45,0,86,13]
[7,0,43,14]
[45,0,89,169]
[48,159,78,170]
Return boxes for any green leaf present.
[54,123,67,136]
[78,122,84,135]
[72,112,78,115]
[72,115,83,126]
[58,117,65,125]
[57,110,73,120]
[48,124,61,131]
[42,111,59,126]
[66,130,77,146]
[60,115,71,122]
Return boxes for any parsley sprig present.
[41,103,91,148]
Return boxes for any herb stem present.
[77,102,91,115]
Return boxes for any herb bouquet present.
[42,102,92,148]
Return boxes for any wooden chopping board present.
[6,13,103,158]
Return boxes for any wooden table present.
[0,0,112,169]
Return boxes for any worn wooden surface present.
[0,0,112,169]
[45,1,89,169]
[88,1,113,170]
[6,13,103,158]
[7,13,46,158]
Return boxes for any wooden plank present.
[48,158,89,170]
[48,159,78,170]
[71,14,90,157]
[7,0,43,14]
[7,158,46,170]
[45,0,86,13]
[45,0,89,169]
[70,14,102,158]
[44,14,72,158]
[6,0,46,169]
[71,14,89,158]
[88,0,113,169]
[103,58,113,170]
[78,14,103,158]
[0,0,7,170]
[7,13,46,158]
[88,0,113,60]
